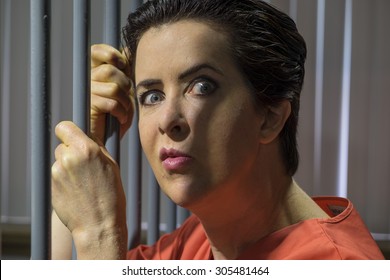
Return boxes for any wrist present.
[72,222,128,260]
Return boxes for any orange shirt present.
[126,197,384,260]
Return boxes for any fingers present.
[91,64,133,119]
[92,79,132,109]
[90,44,134,142]
[91,44,132,103]
[92,63,131,90]
[53,122,95,181]
[52,121,114,184]
[91,44,127,70]
[90,44,134,141]
[91,92,130,125]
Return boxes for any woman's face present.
[135,20,264,207]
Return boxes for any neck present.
[191,169,293,259]
[191,177,329,260]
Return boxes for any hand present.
[91,44,134,144]
[51,121,127,259]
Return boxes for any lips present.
[159,148,193,171]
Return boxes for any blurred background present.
[1,0,389,259]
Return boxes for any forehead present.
[134,20,234,81]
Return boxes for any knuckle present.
[51,160,68,185]
[60,153,76,169]
[108,82,121,95]
[100,64,116,78]
[105,50,117,62]
[58,143,99,168]
[51,161,61,180]
[106,98,121,112]
[80,140,101,159]
[92,64,116,81]
[91,44,99,53]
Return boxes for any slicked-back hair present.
[123,0,307,176]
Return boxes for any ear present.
[259,100,291,144]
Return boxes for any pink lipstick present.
[159,148,193,172]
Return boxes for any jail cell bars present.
[28,0,189,259]
[30,0,51,260]
[103,0,121,163]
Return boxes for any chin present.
[159,179,206,210]
[163,189,198,209]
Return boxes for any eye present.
[138,91,164,106]
[189,78,218,96]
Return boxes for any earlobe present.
[259,100,291,144]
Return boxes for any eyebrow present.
[135,79,161,93]
[135,63,224,93]
[178,63,224,80]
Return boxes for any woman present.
[51,0,384,259]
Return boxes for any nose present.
[158,97,190,141]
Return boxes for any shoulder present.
[312,197,384,259]
[238,197,384,259]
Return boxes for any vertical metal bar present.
[127,0,143,249]
[289,0,298,23]
[337,0,353,198]
[73,0,90,133]
[1,0,11,224]
[72,0,90,259]
[103,0,120,51]
[30,0,51,260]
[126,113,142,249]
[147,167,160,245]
[166,196,177,233]
[103,0,120,163]
[314,0,325,194]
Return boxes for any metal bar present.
[126,113,142,249]
[147,166,160,245]
[126,0,143,250]
[337,0,353,197]
[72,0,90,259]
[73,0,90,133]
[103,0,121,163]
[30,0,51,260]
[289,0,298,23]
[1,0,12,223]
[314,0,325,194]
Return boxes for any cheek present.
[191,102,237,157]
[204,100,260,160]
